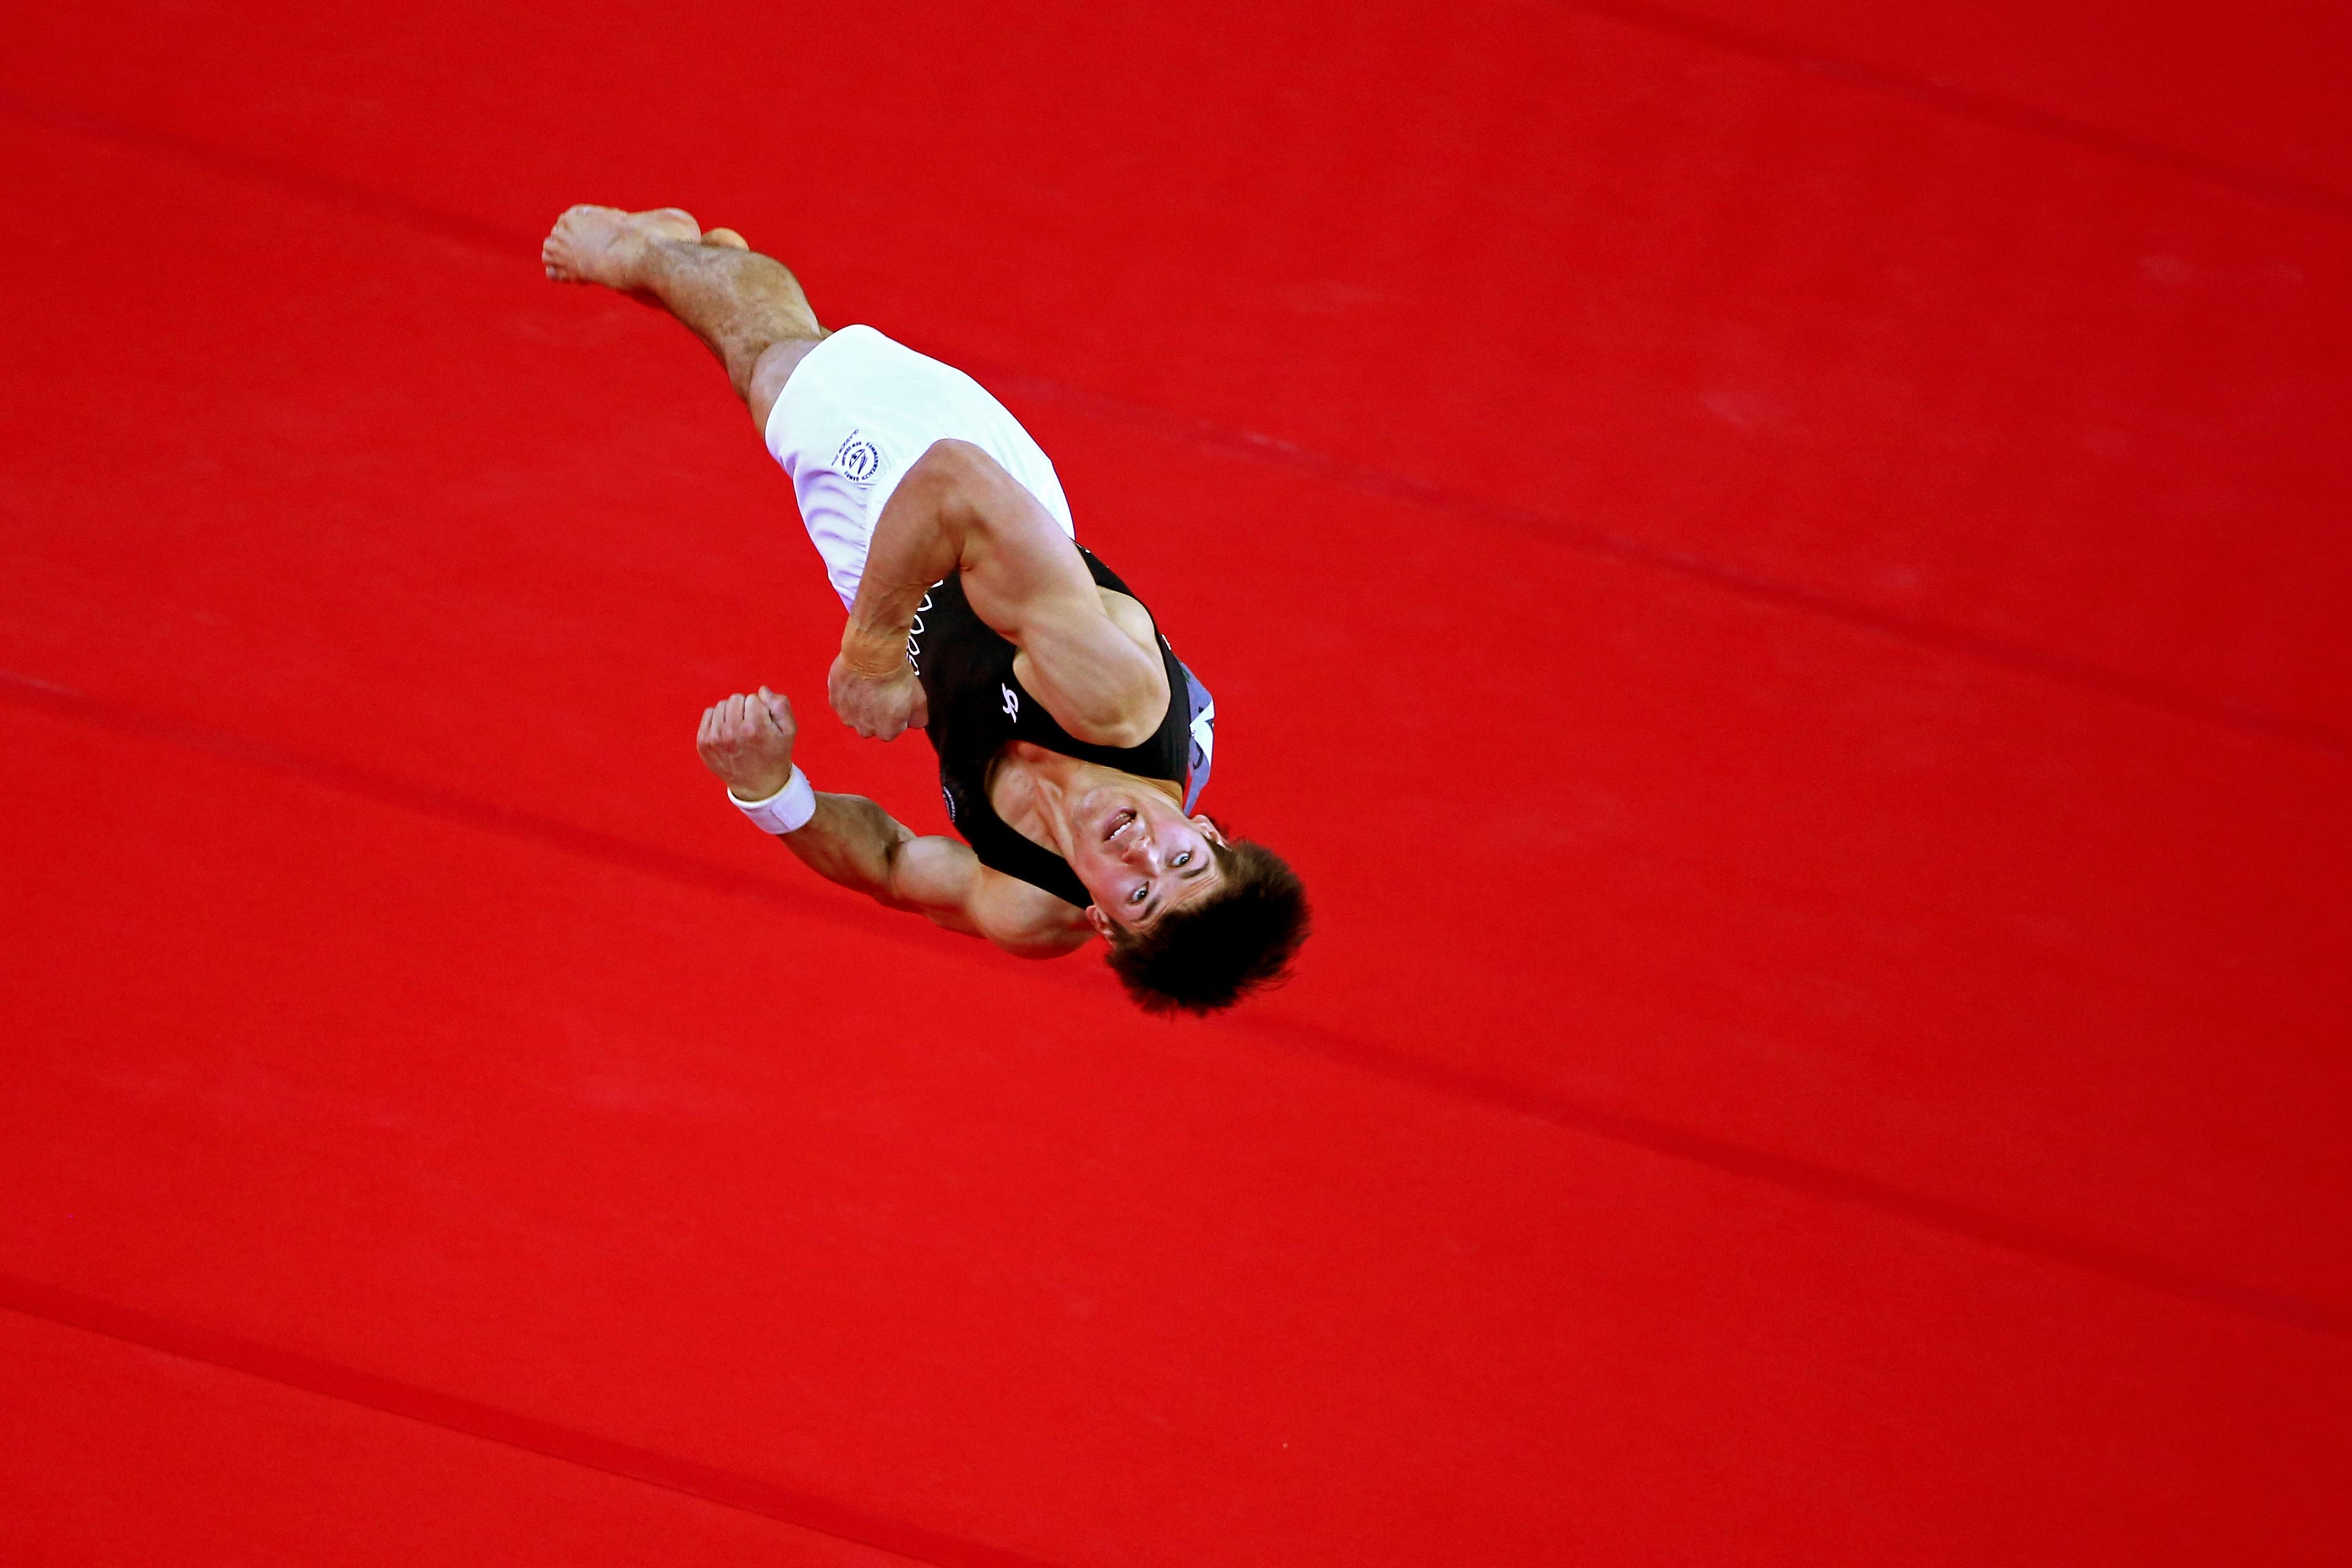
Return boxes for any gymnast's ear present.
[1085,905,1115,939]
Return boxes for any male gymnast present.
[542,206,1308,1013]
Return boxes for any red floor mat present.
[0,1310,912,1567]
[3,2,2347,1564]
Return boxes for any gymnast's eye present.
[1173,851,1191,868]
[1128,885,1148,905]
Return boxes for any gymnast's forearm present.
[775,793,925,909]
[840,454,970,675]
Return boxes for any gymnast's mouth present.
[1101,807,1138,844]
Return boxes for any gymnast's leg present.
[541,205,826,432]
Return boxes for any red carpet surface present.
[2,2,2347,1563]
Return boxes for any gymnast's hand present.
[827,648,928,741]
[697,687,799,799]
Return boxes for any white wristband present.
[730,766,817,834]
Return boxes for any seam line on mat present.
[5,667,2345,1346]
[0,89,2345,761]
[0,1283,1058,1568]
[952,358,2350,756]
[1543,0,2352,221]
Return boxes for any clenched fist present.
[697,687,797,799]
[827,649,928,741]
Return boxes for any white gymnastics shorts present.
[764,325,1077,609]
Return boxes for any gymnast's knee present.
[744,337,820,434]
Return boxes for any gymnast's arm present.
[830,439,1166,745]
[696,688,1088,958]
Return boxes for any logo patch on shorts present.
[834,434,882,483]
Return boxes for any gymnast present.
[542,206,1308,1014]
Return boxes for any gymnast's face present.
[1070,787,1227,934]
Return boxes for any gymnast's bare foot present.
[541,205,703,288]
[701,227,750,251]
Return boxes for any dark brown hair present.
[1105,835,1310,1015]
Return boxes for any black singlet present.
[909,548,1205,908]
